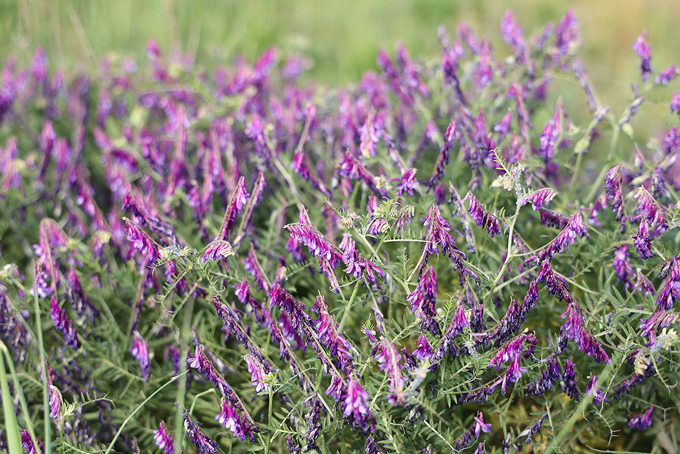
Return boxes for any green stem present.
[338,280,361,332]
[32,270,51,454]
[174,297,193,454]
[543,348,625,454]
[0,343,22,454]
[1,344,40,452]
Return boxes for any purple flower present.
[184,412,220,454]
[612,245,633,284]
[428,120,457,186]
[561,302,610,364]
[628,407,653,431]
[153,421,175,454]
[21,430,43,454]
[500,10,526,55]
[375,338,405,405]
[242,245,271,294]
[285,223,341,267]
[519,188,557,211]
[526,357,560,397]
[604,165,626,231]
[435,301,469,362]
[635,188,666,233]
[188,345,233,398]
[473,40,494,90]
[397,168,419,196]
[671,92,680,117]
[494,110,513,142]
[124,219,160,264]
[49,385,61,418]
[655,65,679,85]
[130,331,150,380]
[539,101,568,162]
[423,205,465,266]
[312,295,355,372]
[531,212,587,264]
[413,335,433,360]
[633,217,654,260]
[561,359,580,401]
[343,377,373,430]
[464,192,501,237]
[244,354,269,392]
[50,296,80,349]
[325,373,345,401]
[407,266,439,335]
[217,176,250,241]
[215,399,259,442]
[202,240,234,264]
[632,31,653,81]
[455,412,492,450]
[586,375,608,405]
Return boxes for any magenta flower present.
[407,266,438,334]
[312,295,355,372]
[633,217,654,259]
[562,358,580,401]
[50,296,80,349]
[532,212,587,264]
[153,421,175,454]
[124,219,160,264]
[612,245,633,284]
[49,385,61,418]
[604,165,625,229]
[21,430,44,454]
[628,407,653,431]
[463,192,501,237]
[343,377,373,429]
[656,65,679,85]
[184,412,220,454]
[244,354,269,392]
[375,338,405,405]
[519,188,557,211]
[130,330,150,380]
[632,31,653,81]
[397,168,419,196]
[188,344,233,398]
[413,335,433,360]
[202,240,234,264]
[217,176,250,241]
[500,10,526,55]
[586,375,607,405]
[671,92,680,117]
[285,223,341,267]
[526,357,560,397]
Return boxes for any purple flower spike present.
[633,217,654,259]
[604,165,625,231]
[656,65,679,85]
[520,188,557,211]
[472,412,493,438]
[413,335,433,360]
[586,375,608,405]
[407,266,439,335]
[612,245,633,284]
[375,338,405,406]
[217,176,250,241]
[500,10,526,56]
[50,296,80,349]
[526,357,560,397]
[285,223,341,267]
[628,407,654,431]
[49,385,61,418]
[202,240,234,264]
[312,295,355,372]
[464,193,501,237]
[184,412,220,454]
[397,168,419,196]
[343,377,373,429]
[244,354,269,392]
[153,421,175,454]
[21,430,44,454]
[632,31,653,81]
[532,212,587,264]
[561,359,580,401]
[671,92,680,117]
[130,330,150,381]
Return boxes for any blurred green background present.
[1,0,680,114]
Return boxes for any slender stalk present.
[174,297,193,454]
[0,343,23,454]
[33,266,51,454]
[1,344,40,452]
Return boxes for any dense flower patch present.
[1,9,680,454]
